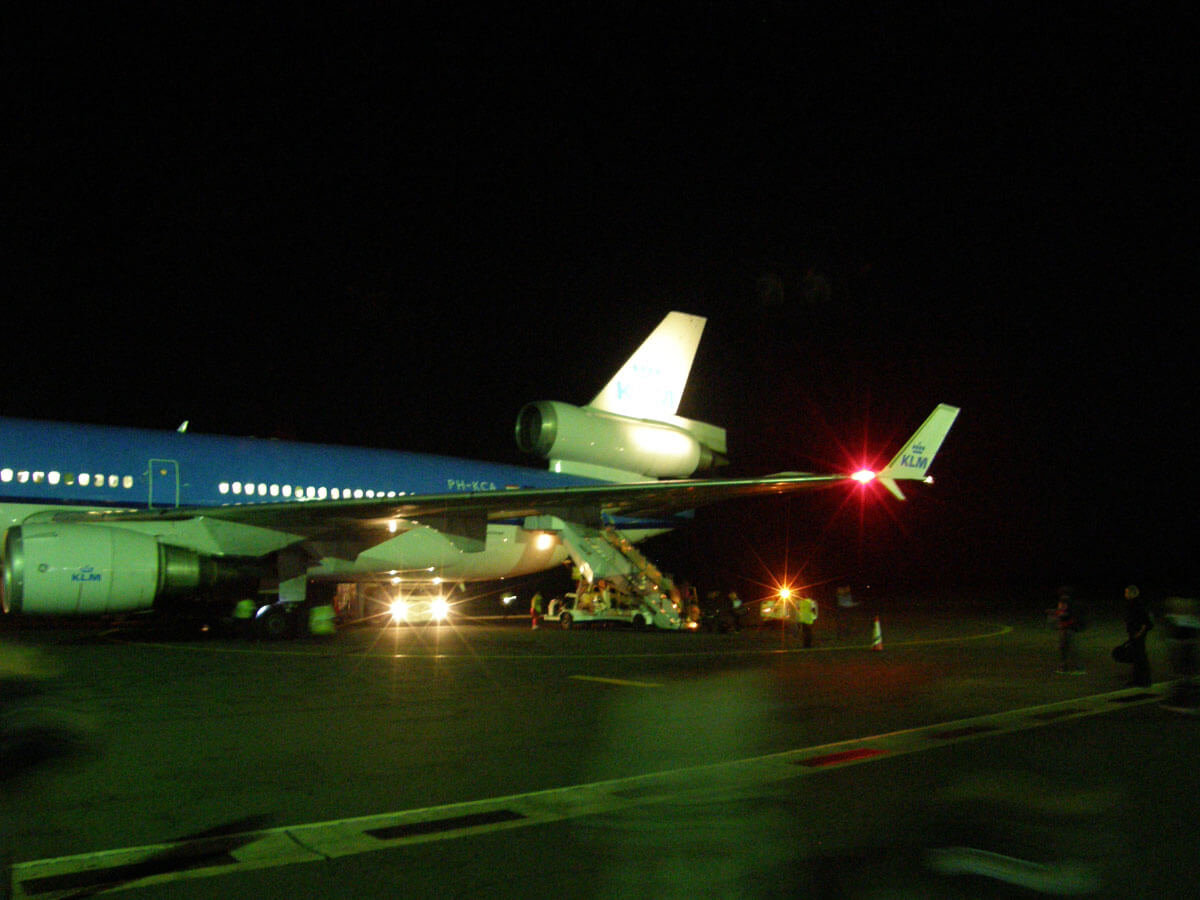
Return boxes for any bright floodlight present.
[851,469,876,484]
[431,595,450,621]
[389,598,408,622]
[778,587,792,600]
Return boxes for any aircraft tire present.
[255,604,292,640]
[560,612,572,629]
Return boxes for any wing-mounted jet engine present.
[2,524,257,617]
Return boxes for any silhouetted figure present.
[1050,586,1085,674]
[1122,585,1152,687]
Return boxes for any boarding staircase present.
[556,523,681,629]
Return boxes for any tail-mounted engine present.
[2,524,233,616]
[515,401,727,479]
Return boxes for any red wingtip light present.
[851,469,876,484]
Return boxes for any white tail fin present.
[877,404,961,500]
[589,311,706,421]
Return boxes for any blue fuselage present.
[0,416,593,511]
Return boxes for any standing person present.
[728,591,745,632]
[835,584,856,639]
[1050,586,1085,674]
[798,595,819,648]
[530,591,543,630]
[1122,585,1152,687]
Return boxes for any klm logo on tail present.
[589,312,706,420]
[899,442,930,471]
[615,365,677,414]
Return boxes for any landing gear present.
[253,603,297,640]
[560,611,573,629]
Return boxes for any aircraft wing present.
[44,471,848,538]
[43,403,958,545]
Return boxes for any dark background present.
[6,5,1193,604]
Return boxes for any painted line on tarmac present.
[10,681,1164,898]
[569,675,663,688]
[101,622,1014,661]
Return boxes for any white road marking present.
[11,683,1162,898]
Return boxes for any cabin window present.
[0,469,11,483]
[122,475,133,489]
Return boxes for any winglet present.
[876,404,960,500]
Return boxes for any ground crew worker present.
[233,598,256,638]
[729,591,745,632]
[835,584,856,638]
[308,604,336,637]
[530,591,543,630]
[1050,586,1085,674]
[798,595,818,648]
[1122,584,1152,687]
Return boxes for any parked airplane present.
[0,312,958,633]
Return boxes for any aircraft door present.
[148,459,180,508]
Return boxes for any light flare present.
[431,595,450,621]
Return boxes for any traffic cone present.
[871,616,883,651]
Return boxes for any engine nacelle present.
[515,401,719,478]
[2,524,217,616]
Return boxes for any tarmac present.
[2,595,1195,898]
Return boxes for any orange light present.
[851,469,876,484]
[778,587,792,601]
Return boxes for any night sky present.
[7,6,1193,602]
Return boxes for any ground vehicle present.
[338,583,452,626]
[760,593,803,625]
[550,581,682,630]
[387,593,451,625]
